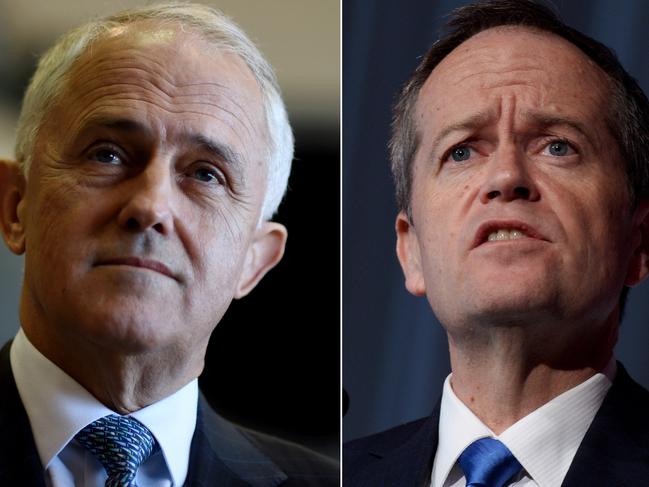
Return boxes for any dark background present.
[343,0,649,441]
[203,126,339,457]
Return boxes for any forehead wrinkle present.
[438,37,549,78]
[445,65,550,91]
[67,47,261,139]
[73,75,257,137]
[74,58,233,100]
[498,93,517,134]
[72,50,168,82]
[65,75,257,144]
[434,27,606,93]
[74,63,230,94]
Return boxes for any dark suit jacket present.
[0,342,338,486]
[344,363,649,486]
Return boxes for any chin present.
[460,297,558,327]
[71,307,182,354]
[432,281,562,328]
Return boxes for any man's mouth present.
[487,228,529,241]
[472,220,548,248]
[96,257,177,280]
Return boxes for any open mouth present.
[487,228,528,241]
[472,220,548,248]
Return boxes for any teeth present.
[487,229,528,241]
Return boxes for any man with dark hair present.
[344,0,649,485]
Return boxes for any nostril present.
[514,187,530,199]
[126,217,140,231]
[487,190,501,200]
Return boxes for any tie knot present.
[75,414,158,487]
[458,438,522,487]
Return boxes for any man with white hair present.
[0,3,337,485]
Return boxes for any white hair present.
[14,2,293,221]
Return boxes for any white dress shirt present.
[10,328,199,487]
[431,360,616,487]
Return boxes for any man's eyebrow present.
[430,111,493,153]
[188,134,243,170]
[81,116,244,169]
[522,112,591,140]
[84,116,150,134]
[82,115,151,135]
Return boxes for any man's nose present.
[478,145,540,204]
[117,162,175,235]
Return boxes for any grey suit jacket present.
[0,341,338,486]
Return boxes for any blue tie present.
[75,414,158,487]
[458,438,522,487]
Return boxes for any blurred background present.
[0,0,339,458]
[344,0,649,442]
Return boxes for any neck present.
[20,309,204,414]
[446,315,617,434]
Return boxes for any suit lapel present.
[185,394,287,487]
[0,341,46,487]
[561,363,649,486]
[350,403,440,487]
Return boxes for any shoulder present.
[599,361,649,434]
[238,426,339,486]
[614,362,649,399]
[596,361,649,433]
[344,416,430,460]
[560,363,649,484]
[196,395,338,486]
[343,415,438,486]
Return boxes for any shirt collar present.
[431,375,494,487]
[10,328,198,486]
[432,360,615,487]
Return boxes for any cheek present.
[557,178,633,284]
[412,195,460,288]
[22,173,116,298]
[179,231,249,335]
[183,208,252,298]
[25,180,82,257]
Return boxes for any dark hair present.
[389,0,649,316]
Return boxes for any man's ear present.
[395,211,426,296]
[234,221,287,299]
[0,160,26,255]
[625,200,649,286]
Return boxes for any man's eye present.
[189,166,223,184]
[448,145,473,162]
[92,148,123,165]
[543,140,575,157]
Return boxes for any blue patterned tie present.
[75,414,158,487]
[458,438,522,487]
